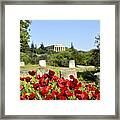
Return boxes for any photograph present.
[2,1,117,117]
[20,20,100,100]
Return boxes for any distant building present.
[46,44,65,52]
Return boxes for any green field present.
[20,64,96,77]
[20,64,96,71]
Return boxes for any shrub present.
[20,52,31,64]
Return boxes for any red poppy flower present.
[59,78,65,83]
[66,80,71,87]
[75,83,82,89]
[65,90,73,97]
[23,92,28,99]
[74,89,82,95]
[69,81,76,90]
[20,96,25,100]
[33,83,39,90]
[28,70,36,76]
[60,89,67,96]
[40,86,51,96]
[29,92,35,100]
[20,85,24,91]
[88,84,91,88]
[59,96,67,100]
[20,69,100,100]
[45,79,49,86]
[73,78,78,85]
[52,90,58,97]
[20,77,25,81]
[45,95,53,100]
[96,93,100,100]
[39,77,44,86]
[42,74,48,79]
[86,84,92,91]
[41,89,47,96]
[76,94,82,100]
[58,78,68,88]
[91,92,100,100]
[46,86,52,91]
[95,89,100,95]
[52,76,59,81]
[36,74,41,79]
[91,86,96,91]
[49,70,55,77]
[81,92,89,100]
[25,76,31,82]
[69,75,74,79]
[58,81,65,88]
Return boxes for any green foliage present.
[20,24,100,67]
[88,49,100,67]
[95,35,100,50]
[77,71,98,82]
[20,52,31,64]
[21,45,100,67]
[71,42,74,49]
[47,51,72,67]
[31,41,35,53]
[20,20,31,53]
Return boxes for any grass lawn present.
[20,64,96,77]
[20,64,66,77]
[20,64,39,71]
[20,64,96,71]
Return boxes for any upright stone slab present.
[39,60,46,67]
[60,68,77,80]
[20,62,25,67]
[60,60,77,80]
[94,72,100,80]
[69,60,75,68]
[38,60,48,77]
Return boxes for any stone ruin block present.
[60,68,77,80]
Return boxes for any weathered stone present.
[76,65,96,71]
[39,60,46,67]
[20,70,28,75]
[37,60,48,77]
[69,60,75,68]
[20,62,25,67]
[60,68,77,80]
[36,68,48,77]
[94,72,100,80]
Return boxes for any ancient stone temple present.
[46,44,65,52]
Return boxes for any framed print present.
[0,0,119,119]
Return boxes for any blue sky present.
[29,20,100,51]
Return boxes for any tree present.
[31,41,35,53]
[20,52,31,64]
[71,42,74,49]
[89,49,100,67]
[94,35,100,50]
[38,42,47,54]
[34,44,37,54]
[40,42,45,50]
[20,20,31,53]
